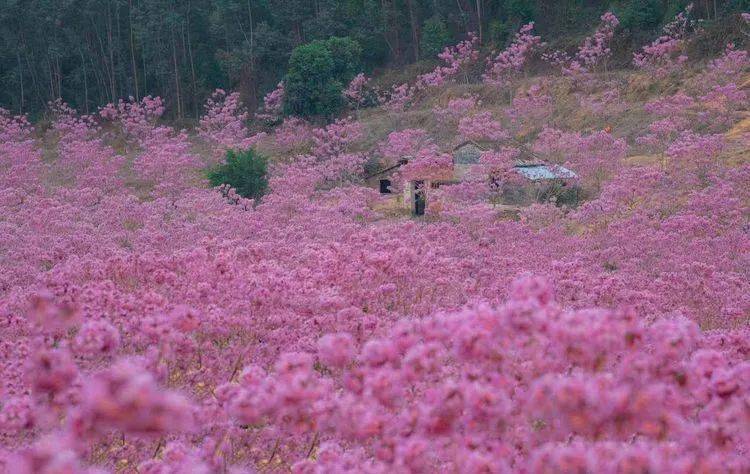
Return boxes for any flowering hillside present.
[1,11,750,474]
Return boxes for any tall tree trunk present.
[172,30,182,119]
[17,50,24,114]
[380,0,401,62]
[186,0,198,117]
[47,55,54,101]
[128,0,140,100]
[475,0,483,44]
[107,1,116,102]
[24,48,44,109]
[56,55,62,99]
[80,49,89,114]
[406,0,420,60]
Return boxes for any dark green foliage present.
[208,149,268,201]
[283,36,362,118]
[326,36,363,79]
[504,0,536,23]
[421,16,452,59]
[616,0,670,32]
[1,0,747,118]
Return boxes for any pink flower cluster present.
[1,28,750,472]
[198,89,265,161]
[274,116,314,151]
[397,146,454,181]
[432,95,480,125]
[484,23,543,86]
[379,128,432,161]
[343,73,372,107]
[507,84,554,125]
[312,118,364,158]
[385,34,480,111]
[415,33,479,90]
[257,81,285,121]
[574,12,619,71]
[708,43,749,78]
[633,4,695,77]
[458,112,510,142]
[547,12,620,77]
[532,127,626,185]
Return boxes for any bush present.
[284,37,362,118]
[207,148,268,200]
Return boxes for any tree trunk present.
[80,49,89,114]
[17,50,24,114]
[406,0,420,60]
[106,1,116,102]
[185,1,198,117]
[129,0,140,100]
[475,0,483,44]
[172,30,182,119]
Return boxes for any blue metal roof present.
[513,164,577,180]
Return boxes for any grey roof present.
[452,141,485,165]
[513,164,577,180]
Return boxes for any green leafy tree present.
[617,0,664,32]
[420,16,452,58]
[208,148,268,200]
[283,36,362,117]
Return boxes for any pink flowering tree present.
[506,84,554,130]
[100,96,203,196]
[384,33,480,112]
[636,91,695,162]
[484,23,543,88]
[573,12,620,73]
[312,117,364,158]
[343,73,376,115]
[396,145,454,183]
[433,95,480,128]
[544,12,620,80]
[273,116,314,153]
[458,112,510,142]
[533,127,626,189]
[256,81,285,122]
[415,33,479,89]
[198,89,265,163]
[379,128,433,162]
[698,83,748,130]
[0,108,43,192]
[707,43,749,81]
[633,4,696,77]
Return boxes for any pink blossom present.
[73,320,121,356]
[484,23,543,86]
[458,112,509,142]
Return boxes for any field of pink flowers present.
[1,11,750,474]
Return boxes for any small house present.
[451,140,487,182]
[365,143,580,215]
[498,161,579,206]
[364,158,408,196]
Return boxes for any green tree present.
[617,0,664,32]
[208,148,268,200]
[420,16,452,58]
[283,36,361,117]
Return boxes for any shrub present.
[207,148,268,200]
[283,37,362,118]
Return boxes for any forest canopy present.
[0,0,746,118]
